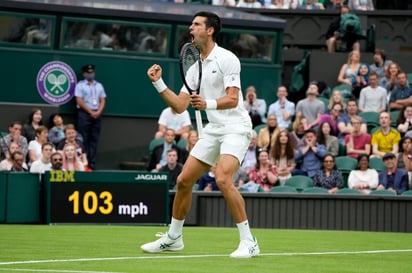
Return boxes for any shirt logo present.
[36,61,77,105]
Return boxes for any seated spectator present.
[389,72,412,111]
[377,153,409,195]
[56,124,88,168]
[29,142,53,173]
[348,154,379,194]
[358,71,387,113]
[294,129,328,178]
[352,63,370,98]
[379,62,402,93]
[318,102,343,137]
[241,130,258,172]
[236,0,262,8]
[326,6,360,53]
[345,115,371,158]
[371,112,401,158]
[348,0,374,11]
[247,148,278,192]
[270,129,296,185]
[9,151,28,172]
[326,90,345,114]
[244,85,267,128]
[28,125,49,164]
[338,98,367,143]
[396,105,412,137]
[337,50,361,97]
[233,167,249,189]
[211,0,236,6]
[295,82,325,130]
[290,115,306,149]
[267,0,289,9]
[147,128,182,172]
[297,0,323,9]
[159,148,183,190]
[50,152,64,171]
[0,142,28,171]
[257,114,280,151]
[0,121,28,160]
[62,143,85,171]
[313,154,344,194]
[48,113,83,147]
[22,108,43,142]
[267,85,295,130]
[197,166,218,192]
[325,0,343,10]
[369,49,392,79]
[155,107,191,141]
[317,122,339,156]
[180,130,199,163]
[397,136,412,172]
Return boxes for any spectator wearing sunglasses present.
[50,152,64,171]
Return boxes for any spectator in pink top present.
[345,115,371,158]
[318,102,343,137]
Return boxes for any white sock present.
[237,220,253,241]
[168,217,185,239]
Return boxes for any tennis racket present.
[179,43,203,138]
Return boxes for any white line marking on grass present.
[0,269,122,273]
[0,249,411,267]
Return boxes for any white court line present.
[0,269,122,273]
[0,249,411,267]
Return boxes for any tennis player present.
[141,11,259,258]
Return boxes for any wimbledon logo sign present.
[36,61,77,105]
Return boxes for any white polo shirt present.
[158,107,191,131]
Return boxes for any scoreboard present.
[44,171,169,224]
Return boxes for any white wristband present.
[152,78,167,93]
[205,99,217,110]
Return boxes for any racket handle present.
[195,110,203,139]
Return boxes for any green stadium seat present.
[369,157,385,172]
[148,138,164,155]
[359,111,380,132]
[285,175,313,192]
[369,189,396,196]
[401,190,412,196]
[177,139,187,149]
[270,185,298,193]
[335,156,357,172]
[390,110,400,127]
[254,124,266,135]
[334,188,361,195]
[301,187,329,194]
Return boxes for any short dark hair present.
[374,48,387,61]
[193,11,221,41]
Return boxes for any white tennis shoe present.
[230,237,260,258]
[141,232,184,253]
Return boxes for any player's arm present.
[191,86,239,110]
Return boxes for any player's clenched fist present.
[147,64,162,82]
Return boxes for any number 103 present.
[68,190,113,215]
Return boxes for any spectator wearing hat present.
[377,153,409,195]
[74,64,107,170]
[294,129,328,178]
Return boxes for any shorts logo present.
[36,61,77,105]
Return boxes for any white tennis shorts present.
[190,123,252,166]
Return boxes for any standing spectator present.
[348,154,379,194]
[62,143,85,171]
[155,106,191,141]
[50,152,64,171]
[358,72,387,113]
[247,148,278,192]
[29,142,53,173]
[338,98,367,143]
[267,85,295,130]
[9,151,28,172]
[270,129,296,185]
[56,124,88,168]
[313,154,344,194]
[345,115,371,158]
[396,105,412,137]
[159,148,183,190]
[371,112,401,158]
[389,72,412,111]
[295,82,325,129]
[0,142,28,171]
[197,166,219,192]
[147,128,182,172]
[28,125,49,164]
[243,85,267,128]
[317,122,339,156]
[22,108,43,142]
[377,153,409,195]
[0,121,28,160]
[75,64,107,170]
[294,129,328,178]
[369,49,392,79]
